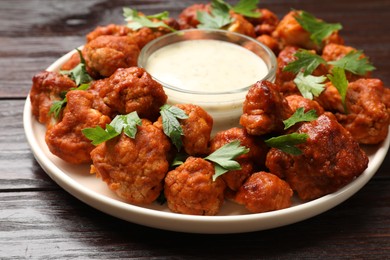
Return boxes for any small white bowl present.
[138,29,277,133]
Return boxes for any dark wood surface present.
[1,0,389,258]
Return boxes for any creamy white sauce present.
[145,39,268,93]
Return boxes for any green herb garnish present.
[328,50,376,76]
[197,0,260,29]
[160,104,189,151]
[205,140,250,181]
[283,107,318,130]
[265,133,309,155]
[48,83,90,118]
[283,49,326,76]
[294,10,343,46]
[60,49,93,86]
[197,0,233,29]
[82,111,142,145]
[327,66,349,113]
[123,7,176,31]
[293,72,327,100]
[231,0,261,18]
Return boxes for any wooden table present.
[1,0,389,258]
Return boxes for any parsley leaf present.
[265,133,308,155]
[82,112,142,145]
[294,10,342,46]
[60,49,93,86]
[204,140,250,181]
[48,83,90,119]
[294,72,327,100]
[160,104,189,151]
[283,107,318,130]
[231,0,261,18]
[328,50,376,76]
[123,7,176,31]
[327,67,349,113]
[197,0,233,29]
[283,49,326,76]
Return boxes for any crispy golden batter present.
[286,94,325,115]
[30,71,76,125]
[317,79,390,144]
[90,119,171,204]
[45,90,111,164]
[164,157,226,215]
[210,127,268,191]
[266,113,368,201]
[235,171,293,213]
[97,67,167,121]
[240,80,293,135]
[83,35,140,78]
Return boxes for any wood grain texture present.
[0,0,389,259]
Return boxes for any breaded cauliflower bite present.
[97,67,167,121]
[209,127,269,192]
[266,112,369,201]
[45,90,111,164]
[164,157,226,215]
[235,171,293,213]
[316,78,390,144]
[240,80,293,135]
[90,119,171,205]
[30,71,76,125]
[83,35,140,78]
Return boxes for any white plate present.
[23,49,390,234]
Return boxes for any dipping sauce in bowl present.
[138,29,277,133]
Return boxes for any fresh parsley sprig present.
[328,50,376,76]
[60,49,93,86]
[265,107,318,155]
[283,49,326,76]
[82,111,142,145]
[283,107,318,129]
[123,7,176,31]
[265,133,309,155]
[294,10,343,46]
[160,104,189,151]
[197,0,233,29]
[327,67,349,113]
[293,72,327,100]
[230,0,261,18]
[197,0,260,29]
[204,140,250,181]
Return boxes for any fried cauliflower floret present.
[210,127,269,192]
[83,35,140,78]
[226,12,256,38]
[256,34,280,55]
[176,104,213,156]
[30,71,76,125]
[155,104,213,156]
[317,79,390,144]
[248,8,279,36]
[266,113,369,201]
[45,90,111,164]
[90,119,171,204]
[286,94,325,115]
[86,24,132,42]
[272,10,343,51]
[240,80,293,135]
[235,171,293,213]
[98,67,167,121]
[164,157,226,215]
